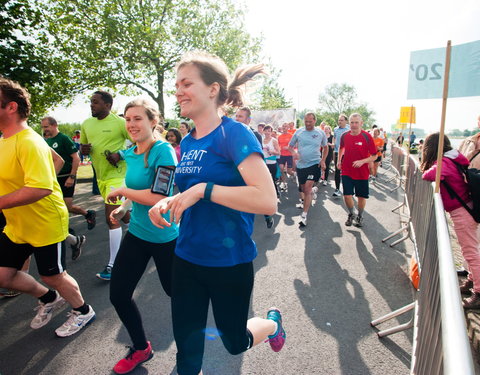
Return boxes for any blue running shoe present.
[266,307,286,352]
[96,265,112,281]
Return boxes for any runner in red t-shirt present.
[337,113,377,227]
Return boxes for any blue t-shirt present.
[124,140,178,244]
[333,125,351,152]
[288,127,327,169]
[174,116,263,267]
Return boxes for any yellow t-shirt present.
[0,128,68,246]
[80,113,129,181]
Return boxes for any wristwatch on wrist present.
[69,175,76,179]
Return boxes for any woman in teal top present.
[106,98,178,375]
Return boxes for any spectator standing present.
[421,133,480,309]
[458,115,480,169]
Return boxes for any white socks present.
[66,234,77,245]
[108,228,122,267]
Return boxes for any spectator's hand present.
[80,143,92,155]
[110,205,127,226]
[106,152,121,167]
[107,187,126,204]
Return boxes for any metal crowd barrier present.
[370,151,474,374]
[382,145,410,247]
[385,144,407,193]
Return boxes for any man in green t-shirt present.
[42,116,96,260]
[80,91,130,281]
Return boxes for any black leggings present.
[110,232,176,349]
[324,150,334,181]
[172,255,254,375]
[267,162,279,195]
[334,152,341,189]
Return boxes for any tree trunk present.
[156,73,165,118]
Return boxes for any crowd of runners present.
[5,49,477,374]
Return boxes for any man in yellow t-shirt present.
[80,90,130,281]
[0,78,95,337]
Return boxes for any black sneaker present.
[71,235,86,261]
[85,210,96,230]
[345,214,354,226]
[354,215,364,227]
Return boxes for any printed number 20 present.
[414,63,443,81]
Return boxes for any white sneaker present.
[322,180,328,186]
[55,305,96,337]
[312,186,318,194]
[296,202,303,209]
[332,189,342,197]
[299,213,307,227]
[30,292,67,329]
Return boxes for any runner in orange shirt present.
[277,123,294,191]
[372,128,385,181]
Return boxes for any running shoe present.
[71,235,86,261]
[332,189,342,197]
[85,210,97,230]
[299,213,307,227]
[96,265,112,281]
[266,307,286,352]
[296,201,304,209]
[0,288,21,298]
[354,215,364,227]
[322,180,328,186]
[113,342,154,374]
[30,292,67,329]
[55,305,96,337]
[265,216,274,229]
[345,214,355,227]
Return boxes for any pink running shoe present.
[113,341,154,374]
[266,307,286,352]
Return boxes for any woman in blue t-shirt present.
[105,98,178,375]
[149,51,286,375]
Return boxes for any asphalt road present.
[0,164,414,375]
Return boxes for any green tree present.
[317,83,376,126]
[39,0,262,117]
[464,129,472,137]
[253,65,292,110]
[318,83,357,114]
[0,0,81,124]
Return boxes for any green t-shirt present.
[45,132,78,175]
[80,113,129,181]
